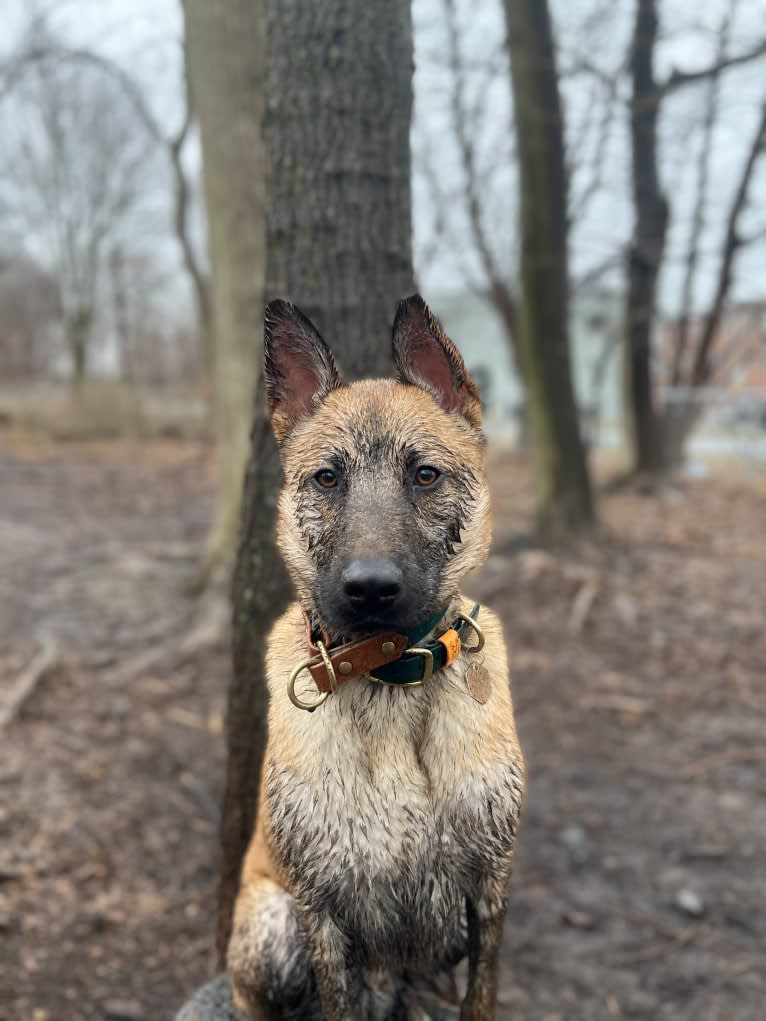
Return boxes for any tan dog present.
[228,296,524,1021]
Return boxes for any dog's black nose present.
[342,559,403,612]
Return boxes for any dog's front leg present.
[461,871,511,1021]
[304,912,357,1021]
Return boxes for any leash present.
[287,603,484,712]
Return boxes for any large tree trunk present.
[184,0,267,580]
[504,0,594,534]
[624,0,668,474]
[219,0,415,963]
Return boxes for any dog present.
[227,295,525,1021]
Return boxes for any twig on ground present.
[581,694,651,716]
[0,633,59,729]
[101,591,227,685]
[569,580,599,634]
[681,747,766,779]
[611,928,696,965]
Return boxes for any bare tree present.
[503,0,594,533]
[0,56,157,383]
[623,0,668,473]
[660,97,766,462]
[416,0,624,455]
[624,0,766,473]
[438,0,518,357]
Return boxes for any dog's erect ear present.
[392,294,482,429]
[264,300,342,442]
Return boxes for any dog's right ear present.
[264,300,342,443]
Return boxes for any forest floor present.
[0,429,764,1021]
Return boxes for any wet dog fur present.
[227,296,524,1021]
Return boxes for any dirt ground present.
[1,431,764,1021]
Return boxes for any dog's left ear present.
[264,300,343,443]
[392,294,482,429]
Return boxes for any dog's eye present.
[414,466,440,487]
[314,469,338,489]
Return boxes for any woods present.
[1,1,766,1019]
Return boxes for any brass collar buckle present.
[368,645,434,687]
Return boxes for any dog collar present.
[287,604,484,712]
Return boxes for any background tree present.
[211,0,415,961]
[0,253,60,378]
[183,2,267,584]
[624,0,766,474]
[503,0,594,533]
[623,0,667,475]
[416,0,622,447]
[0,57,157,384]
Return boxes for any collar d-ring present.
[454,611,485,652]
[287,652,331,712]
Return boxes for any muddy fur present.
[228,296,525,1021]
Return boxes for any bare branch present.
[413,142,450,281]
[691,97,766,387]
[441,0,517,342]
[169,45,210,337]
[6,42,164,140]
[741,222,766,247]
[573,249,625,293]
[671,3,734,387]
[569,65,620,224]
[660,38,766,97]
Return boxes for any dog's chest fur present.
[265,668,523,967]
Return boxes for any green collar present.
[403,607,450,647]
[368,603,481,686]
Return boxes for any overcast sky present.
[4,0,766,322]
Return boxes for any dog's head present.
[264,294,491,637]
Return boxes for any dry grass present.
[0,380,209,441]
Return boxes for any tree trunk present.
[220,0,415,963]
[68,307,92,386]
[624,0,668,474]
[110,247,134,383]
[183,0,267,580]
[263,1,414,364]
[504,0,594,534]
[662,398,699,470]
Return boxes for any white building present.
[430,286,625,449]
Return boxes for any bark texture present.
[624,0,668,474]
[184,0,267,574]
[504,0,593,533]
[263,1,414,367]
[221,0,415,962]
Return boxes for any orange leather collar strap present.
[304,622,410,693]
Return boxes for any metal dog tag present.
[465,661,491,703]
